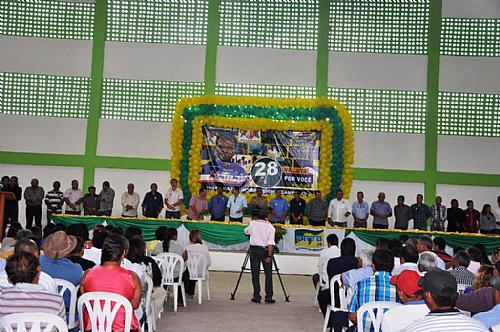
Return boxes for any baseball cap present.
[490,277,500,291]
[391,270,422,297]
[418,269,457,297]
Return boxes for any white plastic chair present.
[491,323,500,332]
[142,274,157,332]
[0,313,68,332]
[77,291,133,332]
[185,252,211,304]
[154,252,187,312]
[54,278,80,329]
[322,274,347,332]
[357,301,401,332]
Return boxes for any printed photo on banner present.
[294,229,324,252]
[200,126,321,194]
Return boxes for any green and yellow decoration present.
[170,96,354,204]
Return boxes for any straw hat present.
[43,231,77,260]
[0,238,16,251]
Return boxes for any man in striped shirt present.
[44,180,64,224]
[0,252,65,319]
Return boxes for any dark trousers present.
[249,245,273,300]
[395,224,408,230]
[99,210,112,216]
[65,210,81,215]
[187,280,197,295]
[309,220,325,227]
[354,221,367,228]
[211,215,225,222]
[318,289,349,332]
[165,211,181,219]
[229,216,243,222]
[373,223,389,229]
[331,221,347,227]
[26,205,42,228]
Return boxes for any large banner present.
[200,126,320,194]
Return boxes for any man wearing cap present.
[244,207,275,304]
[405,269,488,332]
[473,277,500,329]
[381,270,429,332]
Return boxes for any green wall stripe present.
[315,0,330,97]
[423,0,442,204]
[353,168,425,184]
[83,0,107,189]
[203,0,221,94]
[93,156,170,171]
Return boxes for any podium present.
[0,191,16,242]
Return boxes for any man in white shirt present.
[244,207,275,303]
[393,244,420,276]
[313,234,341,288]
[121,183,140,217]
[493,195,500,231]
[63,180,84,215]
[227,187,247,222]
[327,189,351,227]
[164,178,183,219]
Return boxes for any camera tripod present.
[230,247,291,302]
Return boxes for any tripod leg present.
[273,256,291,302]
[230,250,250,300]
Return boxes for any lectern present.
[0,191,16,242]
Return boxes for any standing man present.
[164,178,183,219]
[99,181,115,216]
[270,189,289,224]
[142,183,163,218]
[394,195,412,230]
[44,181,64,223]
[5,176,22,226]
[327,189,351,227]
[244,207,276,304]
[370,192,392,229]
[289,190,306,225]
[463,200,480,233]
[63,180,84,215]
[431,196,447,231]
[226,187,247,222]
[208,185,228,221]
[351,191,369,228]
[250,187,267,219]
[24,178,44,228]
[307,191,328,226]
[491,196,500,233]
[121,183,140,217]
[82,186,100,216]
[187,188,208,220]
[411,194,431,231]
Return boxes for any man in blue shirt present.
[270,189,289,224]
[474,277,500,329]
[226,187,247,222]
[208,186,228,221]
[141,183,163,218]
[352,191,369,228]
[370,192,393,229]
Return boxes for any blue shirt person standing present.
[226,187,247,222]
[141,183,164,218]
[370,192,393,229]
[208,186,228,221]
[351,191,370,228]
[270,189,289,224]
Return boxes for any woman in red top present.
[80,233,142,331]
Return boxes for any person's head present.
[150,183,158,193]
[493,247,500,264]
[435,196,442,205]
[124,226,142,240]
[1,176,10,186]
[376,237,389,250]
[496,261,500,278]
[102,181,110,190]
[101,233,129,265]
[405,238,418,249]
[189,229,202,244]
[42,223,57,239]
[66,223,89,242]
[472,265,494,291]
[199,188,207,198]
[315,191,321,199]
[481,204,491,215]
[170,178,178,189]
[432,237,446,251]
[232,186,240,196]
[30,178,38,188]
[14,238,39,257]
[466,200,474,209]
[52,181,61,191]
[126,236,145,264]
[336,189,343,200]
[391,270,423,303]
[450,199,459,209]
[127,183,134,194]
[92,231,108,249]
[71,180,79,190]
[340,238,356,257]
[6,222,23,238]
[10,176,18,186]
[453,250,471,268]
[397,195,405,205]
[399,234,409,244]
[69,236,85,257]
[29,226,42,248]
[377,192,385,202]
[416,194,423,204]
[293,190,301,199]
[401,245,419,264]
[217,185,225,195]
[88,186,96,195]
[258,207,272,221]
[326,234,339,248]
[419,269,458,311]
[15,229,33,242]
[359,250,374,268]
[473,244,491,265]
[43,231,77,260]
[215,132,236,162]
[498,195,500,207]
[388,239,403,258]
[466,247,482,263]
[356,191,364,203]
[372,249,394,272]
[418,252,437,272]
[162,228,178,253]
[155,226,168,241]
[453,246,465,255]
[275,189,282,198]
[417,236,433,253]
[490,277,500,305]
[6,252,40,285]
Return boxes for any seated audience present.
[393,244,419,276]
[147,226,168,256]
[381,270,429,332]
[473,277,500,329]
[418,252,438,274]
[159,228,189,302]
[0,252,65,319]
[348,249,399,330]
[416,236,445,270]
[405,269,488,332]
[67,236,95,271]
[123,235,146,322]
[81,233,141,331]
[312,234,340,288]
[449,250,476,289]
[467,247,482,275]
[388,239,402,272]
[186,229,212,298]
[473,244,493,265]
[492,247,500,265]
[432,237,453,262]
[472,265,494,291]
[83,229,107,265]
[342,250,374,290]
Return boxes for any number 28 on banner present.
[250,157,282,188]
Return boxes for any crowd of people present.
[315,233,500,331]
[2,175,500,236]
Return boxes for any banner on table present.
[200,126,320,195]
[283,227,347,253]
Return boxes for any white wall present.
[436,184,500,211]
